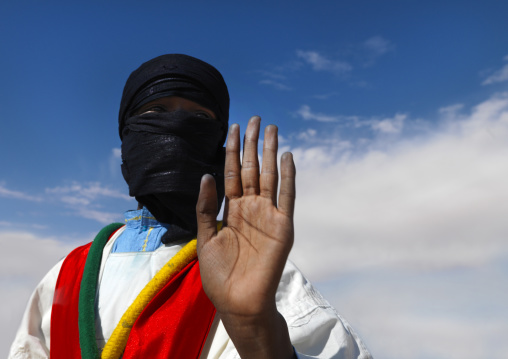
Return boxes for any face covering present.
[119,54,229,241]
[121,110,225,240]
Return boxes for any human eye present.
[135,105,167,115]
[140,105,166,114]
[195,111,213,119]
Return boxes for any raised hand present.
[196,116,296,359]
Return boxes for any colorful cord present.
[100,238,199,359]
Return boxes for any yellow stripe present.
[142,227,154,252]
[124,215,157,223]
[100,221,222,359]
[101,239,197,359]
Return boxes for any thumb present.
[196,174,218,256]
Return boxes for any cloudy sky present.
[1,1,508,358]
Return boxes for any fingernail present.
[266,124,278,132]
[282,152,293,160]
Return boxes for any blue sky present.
[2,1,508,358]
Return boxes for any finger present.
[241,116,261,196]
[224,124,242,200]
[278,152,296,218]
[196,174,218,256]
[260,124,278,205]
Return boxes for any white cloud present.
[483,64,508,85]
[0,180,130,226]
[482,55,508,85]
[288,92,508,279]
[296,128,317,140]
[0,232,82,277]
[46,181,131,201]
[286,93,508,358]
[296,105,340,122]
[111,148,122,159]
[0,183,42,202]
[288,128,351,154]
[0,231,88,357]
[75,208,123,224]
[112,147,121,159]
[316,267,508,359]
[60,195,91,206]
[256,70,287,80]
[296,50,352,75]
[370,113,406,134]
[0,221,47,230]
[110,147,122,178]
[258,50,352,90]
[438,103,465,119]
[259,79,292,91]
[45,182,133,223]
[295,105,407,136]
[363,36,393,57]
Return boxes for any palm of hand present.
[200,195,293,317]
[196,117,296,320]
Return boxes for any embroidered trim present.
[124,215,157,222]
[142,227,154,251]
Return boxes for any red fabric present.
[51,238,216,359]
[123,259,216,359]
[50,242,92,359]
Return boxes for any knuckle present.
[261,168,278,175]
[241,160,259,169]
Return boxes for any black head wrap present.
[119,54,229,142]
[119,54,229,242]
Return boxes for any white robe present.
[8,227,372,359]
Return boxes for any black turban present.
[118,54,230,143]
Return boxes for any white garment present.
[9,227,372,359]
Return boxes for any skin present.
[136,97,296,358]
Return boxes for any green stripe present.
[78,223,124,359]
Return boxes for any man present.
[9,54,372,358]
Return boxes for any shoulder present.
[33,257,66,300]
[276,260,332,313]
[276,260,373,359]
[8,258,64,359]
